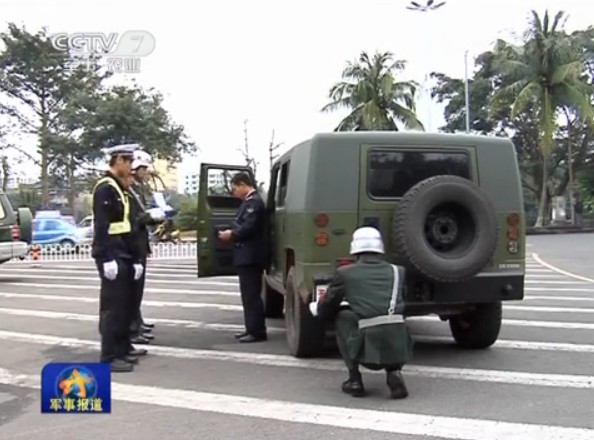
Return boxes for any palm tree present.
[492,10,594,227]
[322,51,423,131]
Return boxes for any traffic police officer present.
[128,155,161,343]
[218,172,267,343]
[310,227,413,399]
[92,144,143,372]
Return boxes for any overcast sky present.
[1,0,592,190]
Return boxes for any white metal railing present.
[12,242,197,262]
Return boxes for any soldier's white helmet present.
[132,157,151,170]
[349,227,385,255]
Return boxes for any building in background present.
[152,158,179,192]
[182,171,228,195]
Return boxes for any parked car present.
[76,215,94,245]
[32,217,81,249]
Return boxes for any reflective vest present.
[92,176,131,235]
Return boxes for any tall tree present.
[0,23,107,204]
[491,10,594,226]
[322,51,423,131]
[72,81,197,163]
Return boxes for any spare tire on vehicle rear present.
[392,175,498,283]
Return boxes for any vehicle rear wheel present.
[284,267,325,358]
[262,275,284,318]
[449,302,502,349]
[393,175,498,283]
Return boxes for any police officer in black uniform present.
[218,172,267,343]
[92,144,146,372]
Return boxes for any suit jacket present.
[318,255,413,365]
[231,190,266,267]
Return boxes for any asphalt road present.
[0,236,593,440]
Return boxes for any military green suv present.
[197,132,525,358]
[0,192,33,263]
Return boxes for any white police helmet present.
[349,227,385,255]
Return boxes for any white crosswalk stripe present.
[0,255,593,438]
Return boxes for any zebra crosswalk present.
[0,255,592,439]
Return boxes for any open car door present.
[197,163,255,277]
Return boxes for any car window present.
[0,200,5,220]
[43,220,63,231]
[79,219,92,228]
[367,150,471,198]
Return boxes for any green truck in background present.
[0,191,33,263]
[197,132,526,358]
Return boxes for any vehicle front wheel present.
[284,267,325,358]
[449,302,502,349]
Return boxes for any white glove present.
[102,260,118,280]
[309,301,319,317]
[147,207,165,221]
[133,263,144,280]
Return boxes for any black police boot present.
[128,347,148,357]
[125,355,139,364]
[110,358,134,373]
[342,369,365,397]
[131,335,151,344]
[234,332,248,339]
[386,370,408,399]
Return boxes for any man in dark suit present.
[218,172,267,343]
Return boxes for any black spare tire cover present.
[392,175,498,283]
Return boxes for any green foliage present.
[431,9,594,227]
[175,195,197,231]
[322,51,423,131]
[577,168,594,213]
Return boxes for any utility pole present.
[268,129,283,170]
[464,50,471,133]
[406,0,446,132]
[238,119,257,176]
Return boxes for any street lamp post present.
[406,0,446,132]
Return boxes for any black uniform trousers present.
[96,259,135,361]
[237,264,267,337]
[130,256,147,336]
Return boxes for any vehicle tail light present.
[315,231,329,246]
[314,213,329,228]
[336,257,353,267]
[11,225,19,241]
[507,213,520,253]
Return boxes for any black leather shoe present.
[110,359,134,372]
[234,332,248,339]
[125,355,139,364]
[142,332,155,340]
[342,379,365,397]
[386,371,408,399]
[128,347,148,356]
[142,325,154,332]
[131,336,150,344]
[238,334,267,343]
[142,322,155,329]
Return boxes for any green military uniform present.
[132,177,153,209]
[318,254,413,372]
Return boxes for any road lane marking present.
[0,307,284,333]
[0,292,242,311]
[0,368,591,440]
[504,305,594,314]
[1,331,594,390]
[523,296,594,302]
[525,287,594,292]
[0,274,238,286]
[0,282,239,296]
[532,253,594,284]
[412,316,594,330]
[2,308,594,354]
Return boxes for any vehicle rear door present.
[196,163,255,277]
